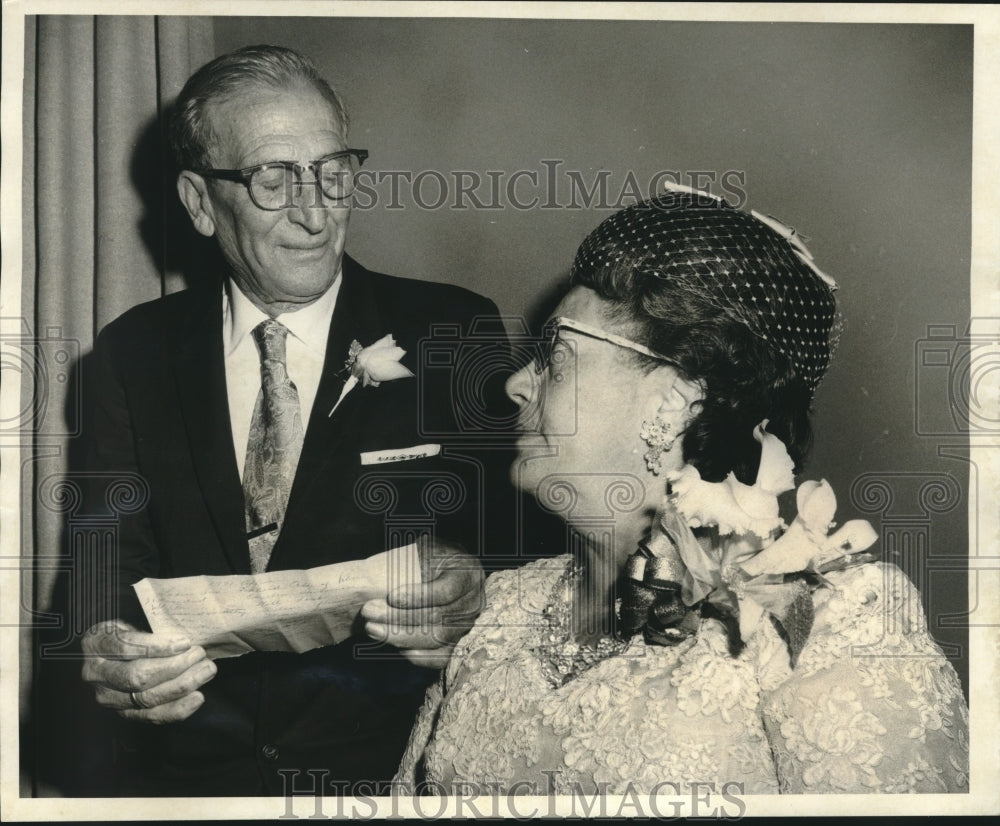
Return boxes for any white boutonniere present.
[328,334,414,416]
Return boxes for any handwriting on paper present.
[133,545,422,659]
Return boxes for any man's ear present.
[176,172,217,238]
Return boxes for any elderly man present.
[79,45,508,796]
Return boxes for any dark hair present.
[168,44,349,171]
[571,193,838,484]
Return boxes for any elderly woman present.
[394,189,969,795]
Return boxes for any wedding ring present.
[129,690,146,710]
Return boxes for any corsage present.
[620,421,878,665]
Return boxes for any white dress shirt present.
[223,276,342,480]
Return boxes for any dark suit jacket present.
[84,255,514,796]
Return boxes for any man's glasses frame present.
[195,148,369,211]
[534,316,678,374]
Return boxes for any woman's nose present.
[505,363,535,409]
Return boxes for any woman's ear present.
[635,367,704,475]
[641,367,704,426]
[176,172,217,238]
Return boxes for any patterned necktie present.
[243,319,305,573]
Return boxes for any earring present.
[639,416,676,475]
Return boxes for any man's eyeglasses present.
[195,149,369,211]
[534,316,677,374]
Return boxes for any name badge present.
[360,444,442,465]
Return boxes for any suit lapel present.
[273,258,385,564]
[171,286,251,575]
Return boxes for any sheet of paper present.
[133,544,422,659]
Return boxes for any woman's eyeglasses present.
[195,149,369,211]
[533,316,677,374]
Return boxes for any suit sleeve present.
[82,326,162,628]
[427,291,520,566]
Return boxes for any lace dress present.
[395,556,968,795]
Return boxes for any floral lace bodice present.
[395,557,968,795]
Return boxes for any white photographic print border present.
[2,0,997,818]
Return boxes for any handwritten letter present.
[133,545,422,659]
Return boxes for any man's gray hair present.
[168,44,350,171]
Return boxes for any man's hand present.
[81,619,217,724]
[360,536,485,669]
